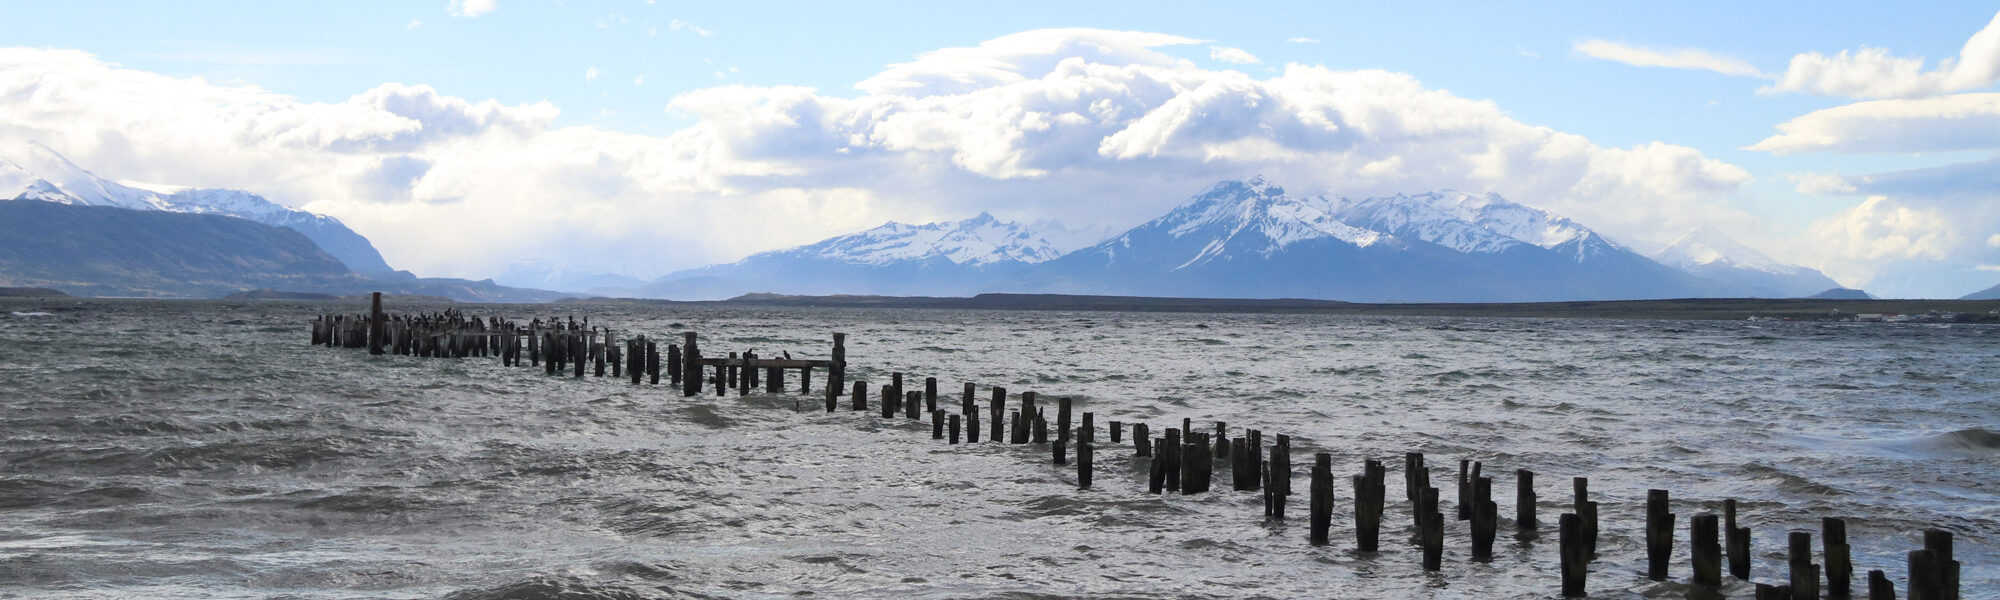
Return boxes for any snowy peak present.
[1654,228,1792,274]
[1,144,395,274]
[1141,177,1383,265]
[1327,191,1526,254]
[765,212,1073,267]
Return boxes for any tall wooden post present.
[367,292,385,355]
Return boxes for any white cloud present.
[1209,46,1260,64]
[1790,172,1858,195]
[1763,10,2000,99]
[0,33,1757,281]
[669,19,712,36]
[1516,47,1542,59]
[633,75,645,86]
[1989,234,2000,248]
[585,67,600,82]
[1791,158,2000,296]
[1746,93,2000,154]
[406,19,423,30]
[1288,37,1320,45]
[1573,39,1769,78]
[447,0,496,18]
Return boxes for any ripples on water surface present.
[0,299,1993,599]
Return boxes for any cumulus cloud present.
[1573,39,1769,78]
[448,0,496,18]
[1288,37,1320,44]
[1746,93,2000,154]
[1792,158,2000,296]
[1763,10,2000,98]
[1209,46,1260,64]
[585,66,600,82]
[0,31,1758,280]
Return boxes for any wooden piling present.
[1790,530,1820,600]
[1353,459,1385,552]
[881,383,897,419]
[1925,529,1958,600]
[1867,570,1895,600]
[1726,498,1752,580]
[1910,549,1942,600]
[666,343,681,384]
[1053,433,1066,465]
[1457,459,1472,521]
[1421,485,1443,571]
[368,292,385,355]
[905,390,920,420]
[948,413,960,444]
[1056,397,1072,444]
[681,332,700,397]
[1647,489,1674,581]
[1133,423,1150,456]
[967,409,980,443]
[1080,412,1093,444]
[1163,428,1182,492]
[989,387,1006,443]
[852,380,868,412]
[1560,512,1587,597]
[1824,517,1852,599]
[931,408,944,439]
[1148,439,1167,494]
[1472,475,1497,562]
[1266,435,1289,520]
[1308,452,1333,546]
[1032,410,1048,444]
[961,382,974,416]
[1077,438,1092,490]
[828,333,846,406]
[1516,469,1536,530]
[1692,512,1723,588]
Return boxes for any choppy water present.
[0,299,1993,599]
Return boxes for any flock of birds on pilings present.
[309,295,1964,599]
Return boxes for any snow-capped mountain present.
[636,212,1092,300]
[495,261,648,295]
[1016,178,1720,302]
[0,143,393,274]
[1652,228,1841,298]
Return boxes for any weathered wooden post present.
[1053,431,1066,465]
[1560,512,1587,597]
[1726,498,1752,580]
[961,382,974,416]
[1457,459,1472,521]
[681,332,700,397]
[1032,409,1048,444]
[1471,475,1497,562]
[667,343,681,384]
[829,333,846,399]
[1824,517,1852,599]
[924,377,937,414]
[1353,458,1384,551]
[1077,436,1092,490]
[967,409,980,443]
[1056,397,1072,444]
[880,383,897,419]
[1867,570,1895,600]
[988,387,1006,443]
[1647,489,1674,581]
[905,390,921,420]
[1079,412,1093,444]
[1925,528,1959,600]
[1515,469,1537,531]
[1265,435,1289,519]
[368,292,385,355]
[1574,477,1597,559]
[799,365,811,395]
[931,408,944,439]
[1213,421,1228,461]
[1148,439,1166,494]
[1790,531,1820,600]
[948,413,960,444]
[647,340,659,385]
[1110,421,1123,444]
[851,380,868,412]
[1163,428,1182,492]
[1133,423,1150,456]
[1692,512,1723,589]
[1420,486,1443,571]
[1308,452,1333,546]
[1910,549,1942,600]
[766,362,782,394]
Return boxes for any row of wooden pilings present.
[310,298,1962,599]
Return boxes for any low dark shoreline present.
[583,292,2000,322]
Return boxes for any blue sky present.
[4,1,1998,297]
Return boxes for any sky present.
[1,1,1997,298]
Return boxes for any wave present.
[1900,428,2000,454]
[442,576,671,600]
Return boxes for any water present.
[0,299,1993,599]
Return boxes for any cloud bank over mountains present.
[1,19,1991,296]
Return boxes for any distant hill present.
[1,143,394,274]
[1807,287,1874,300]
[1652,228,1842,297]
[0,201,563,301]
[1962,283,2000,300]
[0,286,67,297]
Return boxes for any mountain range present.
[618,177,1848,303]
[0,145,559,301]
[0,144,1862,303]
